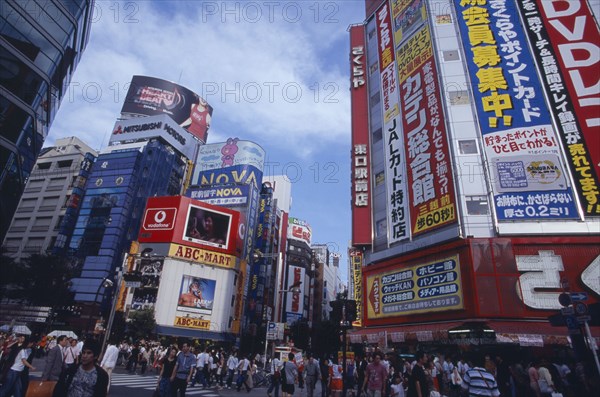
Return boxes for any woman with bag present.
[537,360,556,397]
[156,347,177,397]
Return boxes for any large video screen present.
[183,203,232,250]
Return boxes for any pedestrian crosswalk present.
[110,373,221,396]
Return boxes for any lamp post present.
[87,277,115,336]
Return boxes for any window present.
[466,196,489,215]
[458,140,478,155]
[449,90,469,105]
[376,219,387,238]
[373,127,383,143]
[57,160,73,168]
[370,92,381,105]
[443,50,460,62]
[375,171,385,187]
[37,162,51,170]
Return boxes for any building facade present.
[0,0,95,241]
[350,0,599,353]
[3,136,97,257]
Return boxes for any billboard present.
[287,217,311,246]
[121,75,213,143]
[396,24,457,235]
[109,114,199,160]
[350,25,373,246]
[177,274,216,315]
[138,196,241,256]
[515,0,600,217]
[350,250,363,327]
[454,0,578,221]
[192,139,266,184]
[187,185,250,206]
[183,204,233,250]
[286,265,305,318]
[376,1,411,243]
[391,0,426,46]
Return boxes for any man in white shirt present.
[63,338,79,370]
[226,350,239,389]
[192,347,209,388]
[236,355,252,392]
[267,357,282,397]
[101,340,120,393]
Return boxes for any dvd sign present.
[143,208,177,230]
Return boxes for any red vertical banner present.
[396,25,457,235]
[350,24,373,246]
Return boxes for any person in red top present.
[362,352,388,397]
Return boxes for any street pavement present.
[29,356,325,397]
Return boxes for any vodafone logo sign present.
[143,208,177,230]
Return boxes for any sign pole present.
[583,320,600,376]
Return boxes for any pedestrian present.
[100,339,119,393]
[390,374,405,397]
[41,334,68,381]
[236,354,252,392]
[216,352,225,388]
[171,342,196,397]
[362,352,388,397]
[191,347,208,388]
[461,361,500,397]
[267,355,282,397]
[319,357,330,397]
[406,351,429,397]
[156,346,177,397]
[63,338,79,371]
[127,343,139,374]
[305,353,322,397]
[356,355,368,397]
[52,339,109,397]
[0,335,35,397]
[281,353,298,397]
[226,350,239,389]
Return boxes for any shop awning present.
[348,320,600,346]
[155,325,236,342]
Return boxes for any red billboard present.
[350,24,372,246]
[362,236,600,326]
[536,1,600,216]
[396,25,457,235]
[138,196,241,256]
[121,76,213,143]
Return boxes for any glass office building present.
[0,0,94,241]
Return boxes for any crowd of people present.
[0,330,598,397]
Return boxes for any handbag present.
[25,381,57,397]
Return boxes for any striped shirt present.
[461,367,500,397]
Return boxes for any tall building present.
[0,0,95,241]
[3,137,96,257]
[351,0,599,353]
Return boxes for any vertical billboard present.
[391,0,427,46]
[396,24,457,235]
[121,76,213,143]
[454,0,578,221]
[376,1,411,244]
[515,0,600,217]
[177,275,216,314]
[350,250,363,327]
[285,265,305,322]
[350,24,373,246]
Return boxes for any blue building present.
[0,0,95,241]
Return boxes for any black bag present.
[280,362,287,386]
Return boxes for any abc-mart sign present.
[109,114,198,160]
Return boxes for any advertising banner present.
[351,251,363,327]
[187,185,250,206]
[350,24,373,246]
[396,24,457,235]
[286,265,305,316]
[168,244,236,269]
[514,0,600,217]
[183,203,233,250]
[193,139,266,183]
[454,0,578,221]
[287,217,312,246]
[121,75,213,143]
[366,255,464,318]
[174,316,211,330]
[109,114,198,160]
[177,274,216,315]
[194,164,263,190]
[391,0,426,46]
[376,1,411,243]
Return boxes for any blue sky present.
[47,1,367,283]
